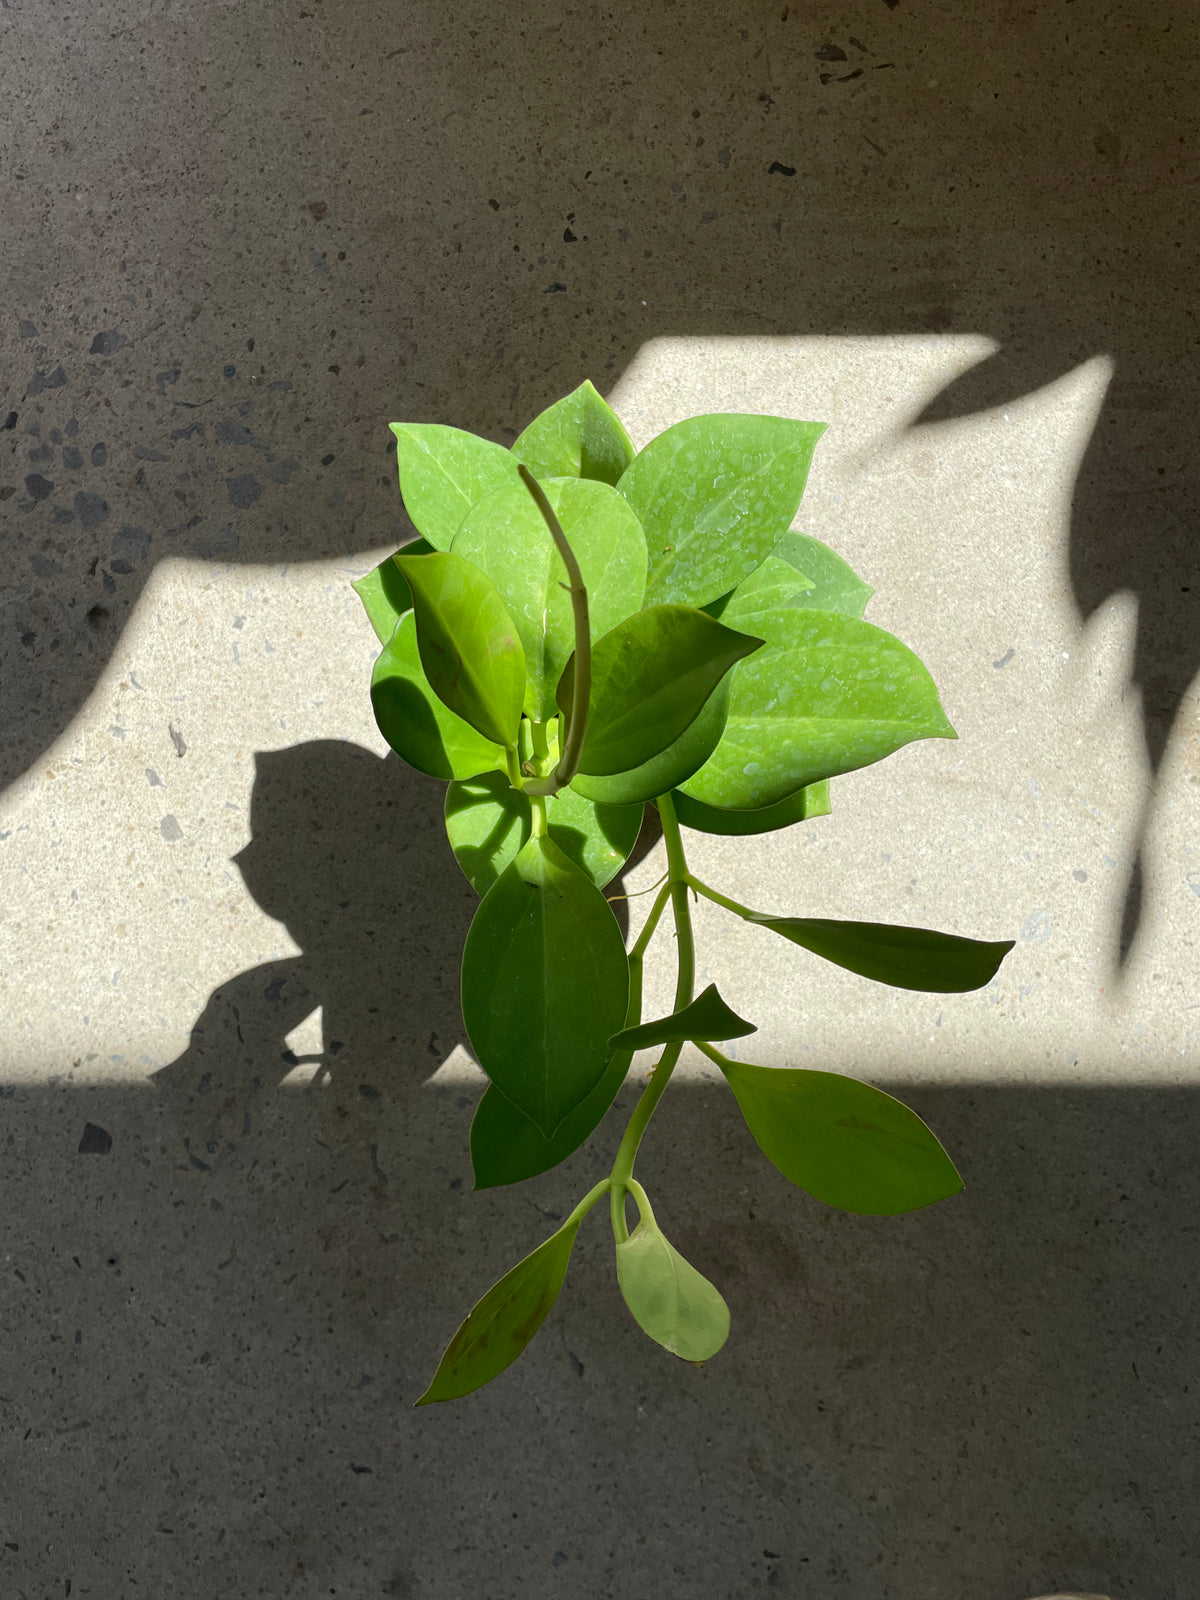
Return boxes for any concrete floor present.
[3,1,1200,1595]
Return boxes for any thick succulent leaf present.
[680,607,956,810]
[471,958,643,1190]
[390,422,522,550]
[452,476,647,721]
[512,379,636,487]
[445,770,642,896]
[570,679,730,807]
[370,613,506,781]
[617,413,826,609]
[461,835,629,1136]
[609,983,756,1052]
[772,530,874,618]
[719,1061,963,1215]
[396,550,525,750]
[351,538,435,643]
[670,779,831,836]
[750,915,1015,993]
[616,1220,730,1362]
[715,555,815,628]
[416,1220,581,1403]
[558,605,762,777]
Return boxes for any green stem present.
[518,466,590,795]
[609,792,695,1240]
[685,873,760,922]
[529,793,549,839]
[563,1178,613,1231]
[504,746,524,790]
[529,717,552,772]
[628,879,673,962]
[694,1039,732,1071]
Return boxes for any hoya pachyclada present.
[352,379,1014,1404]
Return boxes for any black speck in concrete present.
[156,367,181,394]
[544,282,567,293]
[18,320,36,338]
[552,1552,569,1568]
[246,337,255,352]
[74,491,110,530]
[328,364,340,374]
[350,1463,373,1475]
[26,366,67,398]
[169,724,187,757]
[321,452,335,466]
[51,506,75,524]
[263,974,287,1002]
[358,1083,381,1100]
[111,525,151,571]
[24,473,54,501]
[86,604,110,630]
[815,43,847,60]
[568,1351,584,1376]
[226,473,263,509]
[63,444,83,469]
[3,411,17,430]
[90,442,107,468]
[369,1143,388,1184]
[90,330,127,356]
[223,364,237,379]
[78,1123,113,1154]
[768,161,796,176]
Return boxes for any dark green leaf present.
[558,605,762,777]
[471,947,644,1189]
[609,983,756,1051]
[370,613,507,781]
[512,379,636,487]
[445,770,642,896]
[670,779,831,836]
[351,538,435,644]
[771,530,874,618]
[749,915,1015,993]
[679,607,955,810]
[390,423,522,550]
[396,550,525,750]
[569,678,730,806]
[616,1218,730,1361]
[452,476,646,721]
[618,413,826,609]
[416,1220,581,1403]
[461,835,629,1136]
[718,1060,963,1215]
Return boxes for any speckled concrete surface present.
[3,1,1199,1596]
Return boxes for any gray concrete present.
[2,1,1199,1595]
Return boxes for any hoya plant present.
[353,380,1013,1403]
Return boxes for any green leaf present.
[670,779,831,837]
[370,613,507,781]
[748,915,1015,993]
[461,834,629,1136]
[569,678,731,807]
[452,476,647,721]
[609,983,756,1052]
[445,770,642,896]
[558,605,763,777]
[390,423,522,550]
[471,950,642,1190]
[616,1214,730,1362]
[679,607,956,810]
[617,413,827,609]
[512,379,636,487]
[396,550,525,750]
[717,1060,963,1215]
[772,530,874,618]
[714,554,815,628]
[416,1219,581,1403]
[351,538,435,644]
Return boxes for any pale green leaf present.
[512,379,636,486]
[390,423,522,550]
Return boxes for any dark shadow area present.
[152,739,660,1132]
[1,1076,1196,1597]
[4,0,1199,967]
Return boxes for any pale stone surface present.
[2,0,1198,1595]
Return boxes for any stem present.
[529,793,548,839]
[518,465,590,795]
[627,879,673,961]
[609,793,695,1239]
[685,873,760,922]
[504,746,524,790]
[563,1178,613,1231]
